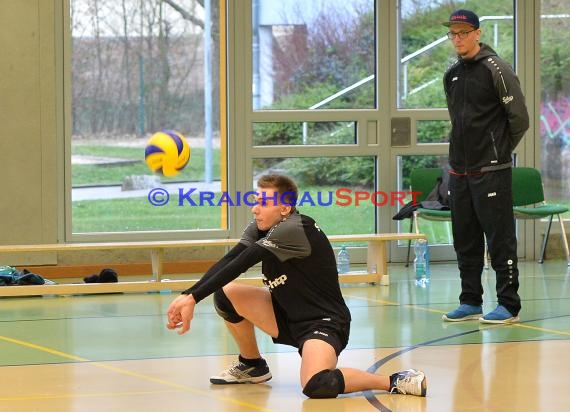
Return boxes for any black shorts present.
[271,298,350,356]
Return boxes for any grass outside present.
[72,183,454,243]
[71,143,570,239]
[72,145,220,186]
[72,187,380,234]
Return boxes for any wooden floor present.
[1,260,569,411]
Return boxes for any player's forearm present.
[182,243,247,296]
[185,244,269,303]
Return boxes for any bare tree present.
[71,0,217,137]
[164,0,205,29]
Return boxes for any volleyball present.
[144,130,190,177]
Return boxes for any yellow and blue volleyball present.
[144,130,190,177]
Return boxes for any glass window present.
[398,1,515,109]
[253,0,375,110]
[417,120,451,144]
[253,157,376,235]
[396,155,451,245]
[253,121,356,146]
[70,0,225,233]
[540,2,570,215]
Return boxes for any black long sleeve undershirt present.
[181,243,246,296]
[181,242,272,303]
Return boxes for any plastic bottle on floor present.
[337,246,350,274]
[414,239,430,287]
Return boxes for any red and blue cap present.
[442,9,480,28]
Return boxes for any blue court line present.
[362,314,570,411]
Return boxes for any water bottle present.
[414,239,430,287]
[337,246,350,274]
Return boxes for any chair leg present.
[406,218,413,267]
[557,214,570,266]
[406,211,422,267]
[407,211,423,267]
[539,216,554,264]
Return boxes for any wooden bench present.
[0,233,426,297]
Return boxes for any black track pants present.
[448,168,521,316]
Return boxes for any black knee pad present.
[213,289,244,323]
[302,369,345,399]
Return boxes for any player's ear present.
[280,205,292,216]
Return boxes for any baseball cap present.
[442,9,480,28]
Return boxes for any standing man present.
[167,174,427,398]
[441,10,529,323]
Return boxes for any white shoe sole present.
[442,313,482,322]
[210,373,272,385]
[479,316,520,324]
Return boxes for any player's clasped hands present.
[166,293,196,335]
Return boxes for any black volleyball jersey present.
[240,212,351,325]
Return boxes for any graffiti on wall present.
[541,97,570,144]
[540,96,570,192]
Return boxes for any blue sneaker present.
[479,305,519,324]
[442,304,482,322]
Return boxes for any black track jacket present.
[443,43,529,174]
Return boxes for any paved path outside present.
[71,137,222,201]
[72,181,222,201]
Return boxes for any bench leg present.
[367,241,388,285]
[150,249,164,281]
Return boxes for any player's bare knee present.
[213,288,244,323]
[302,369,345,399]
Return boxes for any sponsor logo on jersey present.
[502,95,514,104]
[263,274,288,290]
[261,238,278,248]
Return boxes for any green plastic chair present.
[512,167,570,265]
[405,168,452,266]
[406,168,491,268]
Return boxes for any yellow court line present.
[0,389,181,401]
[344,294,570,338]
[0,334,275,412]
[344,294,446,316]
[0,335,90,362]
[513,323,570,337]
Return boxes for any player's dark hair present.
[257,174,298,211]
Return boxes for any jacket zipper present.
[460,62,468,173]
[490,131,499,160]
